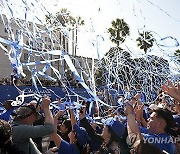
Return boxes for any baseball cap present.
[73,124,89,146]
[13,105,38,119]
[102,117,125,138]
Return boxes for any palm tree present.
[136,31,154,54]
[174,49,180,62]
[45,8,70,28]
[108,18,130,46]
[56,8,71,26]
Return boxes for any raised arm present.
[69,109,77,128]
[125,102,142,138]
[162,80,180,102]
[79,107,103,144]
[50,110,65,148]
[41,96,54,125]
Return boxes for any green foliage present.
[108,18,130,46]
[136,31,154,54]
[45,8,85,29]
[174,49,180,62]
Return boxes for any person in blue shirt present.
[50,109,84,154]
[0,100,14,121]
[125,102,176,154]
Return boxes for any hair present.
[62,119,72,134]
[154,108,176,135]
[106,125,121,146]
[134,140,162,154]
[3,100,14,109]
[95,125,121,154]
[0,120,24,154]
[0,120,11,148]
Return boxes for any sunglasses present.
[16,105,38,119]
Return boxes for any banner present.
[0,85,66,103]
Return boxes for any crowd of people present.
[0,79,179,154]
[0,75,82,88]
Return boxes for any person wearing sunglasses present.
[11,96,54,154]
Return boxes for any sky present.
[0,0,180,71]
[43,0,180,59]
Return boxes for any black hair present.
[3,100,14,110]
[95,125,121,154]
[154,108,176,135]
[134,140,162,154]
[62,119,72,134]
[106,125,121,147]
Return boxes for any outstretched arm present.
[125,102,142,139]
[162,80,180,102]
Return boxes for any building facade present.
[0,15,96,82]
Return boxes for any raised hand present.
[41,95,51,110]
[162,80,180,102]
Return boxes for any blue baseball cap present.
[102,117,125,138]
[73,124,89,146]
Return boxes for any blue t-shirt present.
[0,109,14,121]
[140,127,175,154]
[58,140,80,154]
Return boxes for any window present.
[40,56,44,61]
[89,63,92,67]
[48,45,51,49]
[45,37,47,41]
[5,28,8,33]
[48,38,51,42]
[55,60,59,65]
[59,34,61,42]
[66,42,68,51]
[24,53,28,60]
[16,30,19,35]
[26,40,29,45]
[56,47,60,50]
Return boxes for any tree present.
[45,8,85,69]
[174,49,180,62]
[45,8,73,75]
[108,18,130,46]
[136,31,154,54]
[45,8,70,28]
